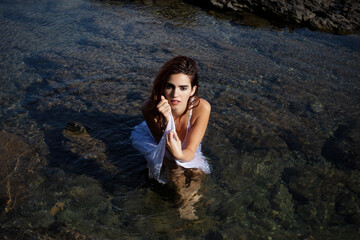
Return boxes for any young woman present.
[131,55,211,219]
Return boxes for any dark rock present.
[65,121,89,135]
[270,183,296,227]
[308,100,324,113]
[29,210,54,228]
[201,0,360,34]
[335,192,358,218]
[62,127,118,174]
[321,119,360,170]
[286,165,360,227]
[215,193,246,220]
[205,231,224,240]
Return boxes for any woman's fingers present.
[167,130,172,142]
[157,96,171,123]
[166,130,172,142]
[157,95,169,109]
[166,130,174,143]
[158,102,170,112]
[171,130,176,141]
[166,130,183,159]
[169,130,180,143]
[173,130,179,141]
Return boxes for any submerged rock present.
[202,0,360,33]
[50,202,65,216]
[205,231,224,240]
[29,210,54,228]
[285,165,360,229]
[62,124,118,174]
[321,119,360,170]
[308,100,324,114]
[0,131,39,213]
[270,183,296,228]
[65,121,89,135]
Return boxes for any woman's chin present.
[171,105,185,112]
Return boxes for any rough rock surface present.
[62,123,118,174]
[0,131,39,213]
[204,0,360,33]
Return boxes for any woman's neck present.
[172,109,186,120]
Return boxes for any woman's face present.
[164,73,196,113]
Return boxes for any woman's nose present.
[172,88,179,97]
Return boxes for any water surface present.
[1,0,359,239]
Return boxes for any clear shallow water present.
[0,0,359,239]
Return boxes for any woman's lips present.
[170,100,180,105]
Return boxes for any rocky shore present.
[200,0,360,33]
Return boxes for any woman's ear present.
[190,86,197,96]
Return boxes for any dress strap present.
[187,97,194,130]
[188,97,194,124]
[188,108,193,120]
[182,97,194,147]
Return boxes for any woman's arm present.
[166,99,211,162]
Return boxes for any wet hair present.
[149,55,200,127]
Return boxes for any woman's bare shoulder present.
[192,98,211,121]
[196,98,211,113]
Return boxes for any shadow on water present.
[321,119,360,171]
[23,63,147,195]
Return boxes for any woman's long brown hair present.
[149,55,200,129]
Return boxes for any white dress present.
[130,108,211,183]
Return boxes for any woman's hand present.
[166,130,183,160]
[157,95,171,126]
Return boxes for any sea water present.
[1,0,359,239]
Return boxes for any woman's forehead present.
[167,73,191,85]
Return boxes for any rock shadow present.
[24,80,147,194]
[321,119,360,171]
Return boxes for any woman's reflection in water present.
[163,158,204,220]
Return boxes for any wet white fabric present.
[130,113,210,183]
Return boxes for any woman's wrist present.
[176,150,185,160]
[176,149,195,162]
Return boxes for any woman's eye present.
[166,85,172,89]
